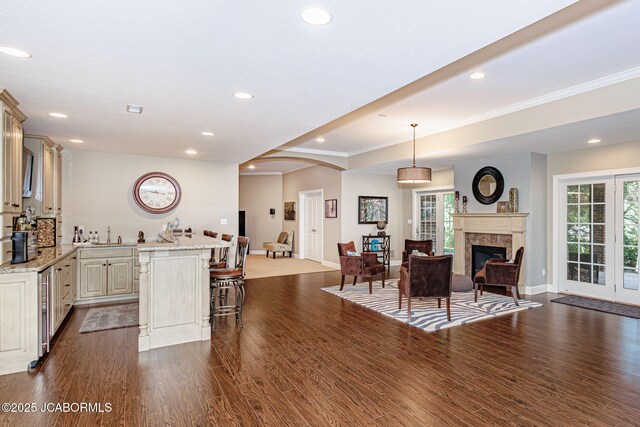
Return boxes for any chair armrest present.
[362,252,380,267]
[398,266,409,295]
[402,250,408,263]
[339,255,364,276]
[487,258,509,264]
[485,262,520,285]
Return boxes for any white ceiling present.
[294,0,640,155]
[357,108,640,174]
[0,1,577,162]
[239,160,312,174]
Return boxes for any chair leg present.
[289,251,292,258]
[480,283,484,295]
[512,286,520,306]
[438,298,441,308]
[474,281,478,302]
[273,251,276,259]
[340,275,346,291]
[514,284,521,300]
[446,297,451,321]
[353,276,358,286]
[398,289,402,309]
[407,297,412,322]
[237,283,245,328]
[265,251,269,258]
[381,271,385,288]
[368,277,373,294]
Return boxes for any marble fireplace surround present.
[453,213,528,287]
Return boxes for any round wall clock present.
[133,172,182,214]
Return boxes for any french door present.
[559,174,640,305]
[414,191,455,255]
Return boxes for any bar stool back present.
[210,236,250,330]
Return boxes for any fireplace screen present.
[472,245,507,277]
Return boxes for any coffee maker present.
[11,231,37,264]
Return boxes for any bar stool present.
[210,236,249,331]
[210,233,233,269]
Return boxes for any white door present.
[559,179,615,299]
[414,191,455,255]
[304,193,322,262]
[614,175,640,305]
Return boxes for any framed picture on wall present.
[325,199,337,218]
[284,201,296,221]
[358,196,388,224]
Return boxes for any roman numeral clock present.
[133,172,182,214]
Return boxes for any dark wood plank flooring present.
[1,269,639,426]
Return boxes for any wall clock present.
[133,172,182,214]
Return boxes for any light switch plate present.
[220,218,228,225]
[407,219,412,224]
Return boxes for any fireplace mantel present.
[453,212,528,286]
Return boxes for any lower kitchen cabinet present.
[51,252,76,335]
[107,258,133,295]
[77,247,137,303]
[79,259,108,299]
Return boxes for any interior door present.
[304,193,322,262]
[614,175,640,305]
[560,178,615,299]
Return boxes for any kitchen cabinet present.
[42,140,55,215]
[51,252,76,335]
[77,247,136,302]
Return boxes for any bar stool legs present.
[210,279,245,331]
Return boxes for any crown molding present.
[239,172,282,176]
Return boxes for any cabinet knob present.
[103,264,106,266]
[56,268,62,271]
[12,203,19,207]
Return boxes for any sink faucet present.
[107,226,111,244]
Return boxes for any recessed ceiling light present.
[316,137,325,143]
[201,131,215,136]
[248,164,256,169]
[126,104,143,114]
[587,138,601,144]
[378,114,388,118]
[301,8,332,26]
[470,72,486,80]
[185,149,198,155]
[48,112,68,119]
[0,47,32,58]
[69,139,84,144]
[233,92,254,100]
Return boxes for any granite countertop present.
[137,235,231,252]
[0,245,76,274]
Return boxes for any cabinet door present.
[2,109,12,212]
[107,258,133,295]
[11,120,22,213]
[54,149,62,214]
[42,143,55,214]
[79,259,107,299]
[51,266,63,334]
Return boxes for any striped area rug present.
[321,279,542,332]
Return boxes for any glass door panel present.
[615,176,640,305]
[443,193,455,255]
[418,194,437,249]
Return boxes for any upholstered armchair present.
[263,230,294,259]
[402,239,434,265]
[337,241,385,294]
[398,254,452,321]
[474,247,524,306]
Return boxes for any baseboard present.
[74,294,139,306]
[525,284,554,295]
[390,260,402,267]
[321,260,340,269]
[249,250,267,255]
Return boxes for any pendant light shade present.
[397,123,431,183]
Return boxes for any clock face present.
[133,172,182,214]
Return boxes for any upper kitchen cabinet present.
[23,135,63,217]
[0,89,27,215]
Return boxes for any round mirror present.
[472,166,504,205]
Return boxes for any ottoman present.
[452,273,474,292]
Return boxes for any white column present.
[138,251,150,352]
[200,249,212,340]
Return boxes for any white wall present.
[341,171,404,262]
[62,150,239,243]
[239,174,283,251]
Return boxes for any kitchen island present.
[137,235,231,352]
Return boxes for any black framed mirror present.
[472,166,504,205]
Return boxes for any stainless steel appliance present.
[32,268,52,367]
[11,231,37,264]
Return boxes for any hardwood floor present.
[1,268,640,426]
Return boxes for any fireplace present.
[471,245,507,278]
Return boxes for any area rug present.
[321,280,542,332]
[244,254,337,280]
[551,295,640,319]
[79,303,139,333]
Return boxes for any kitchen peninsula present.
[0,235,231,375]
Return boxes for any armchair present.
[337,241,385,294]
[263,230,294,259]
[474,247,524,306]
[398,254,452,321]
[402,239,434,265]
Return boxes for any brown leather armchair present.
[402,239,434,265]
[337,241,385,294]
[399,254,452,321]
[474,247,524,306]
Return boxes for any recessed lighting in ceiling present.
[316,137,325,143]
[69,139,84,144]
[587,138,601,144]
[0,46,32,58]
[378,114,388,118]
[185,149,198,155]
[301,8,332,26]
[48,112,68,119]
[470,72,486,80]
[233,92,254,100]
[201,131,215,136]
[126,104,143,114]
[248,164,256,169]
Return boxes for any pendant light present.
[397,123,432,183]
